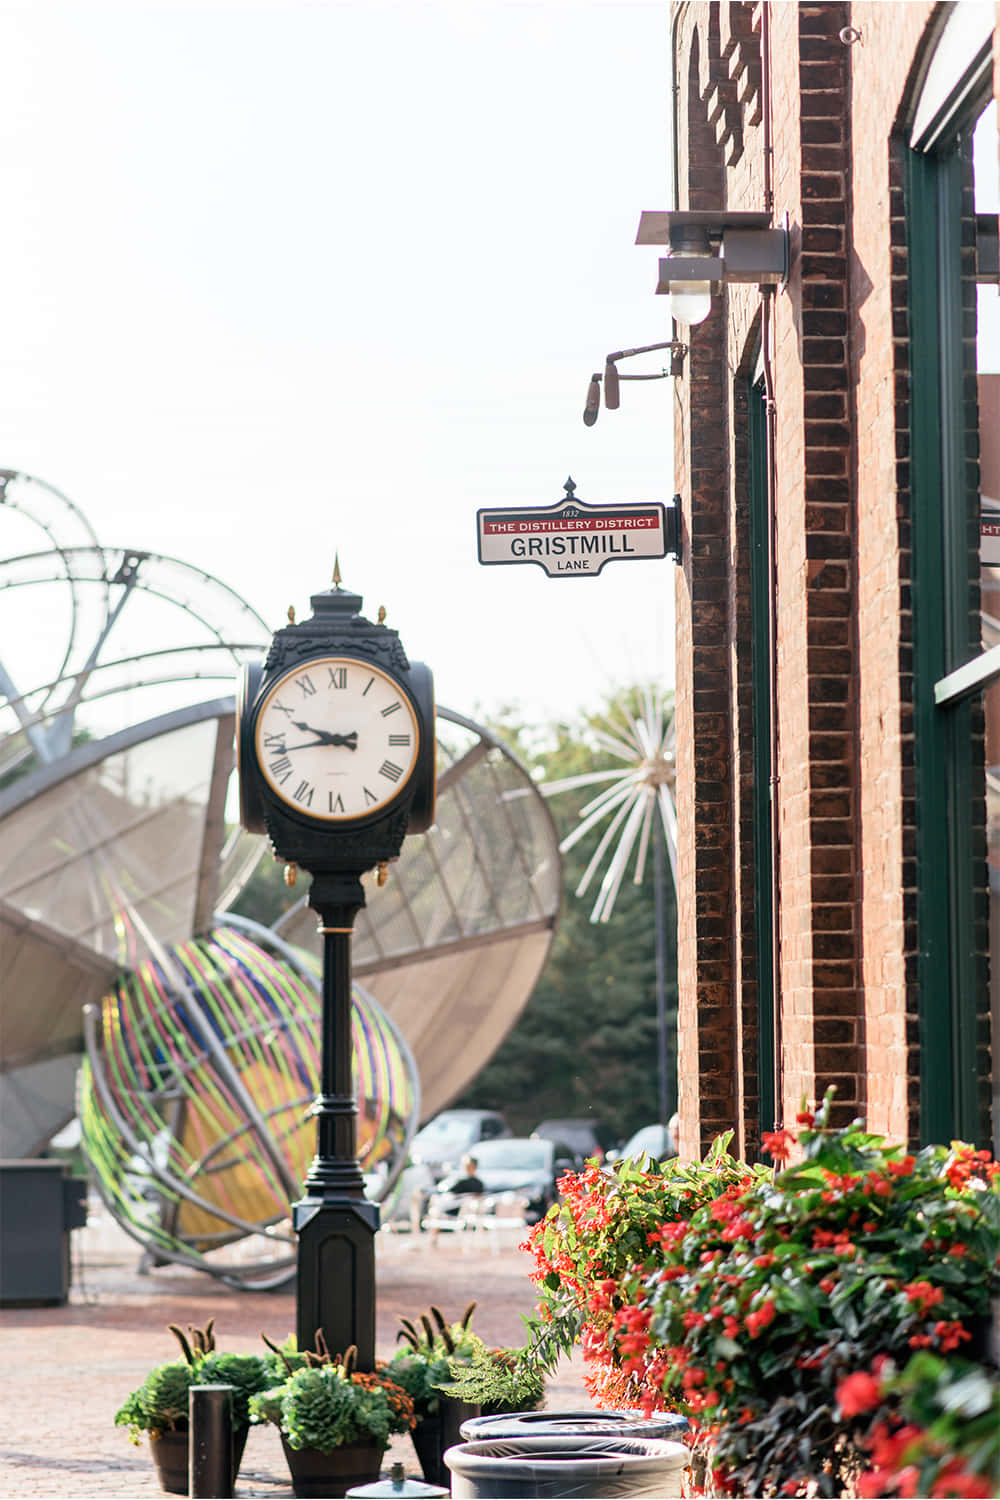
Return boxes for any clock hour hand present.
[286,722,359,750]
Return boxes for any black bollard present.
[188,1384,235,1498]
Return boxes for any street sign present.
[477,479,674,578]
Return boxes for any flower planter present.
[149,1424,249,1495]
[280,1435,386,1499]
[444,1433,690,1499]
[411,1395,480,1487]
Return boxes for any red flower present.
[745,1299,776,1338]
[869,1421,921,1469]
[836,1371,882,1416]
[903,1279,944,1312]
[795,1109,815,1126]
[932,1320,971,1352]
[931,1460,993,1498]
[761,1129,794,1163]
[720,1216,754,1242]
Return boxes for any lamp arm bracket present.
[606,341,686,364]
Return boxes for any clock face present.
[253,656,421,821]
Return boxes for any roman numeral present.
[363,787,379,806]
[269,754,293,784]
[329,792,345,814]
[362,676,375,696]
[296,674,316,697]
[271,699,294,717]
[263,731,286,750]
[328,666,347,689]
[380,701,402,717]
[293,780,314,806]
[388,733,411,747]
[379,759,403,783]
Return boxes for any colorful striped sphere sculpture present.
[79,923,417,1287]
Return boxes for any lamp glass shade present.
[669,281,712,326]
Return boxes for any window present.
[907,3,997,1147]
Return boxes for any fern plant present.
[436,1335,546,1414]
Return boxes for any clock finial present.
[332,555,342,589]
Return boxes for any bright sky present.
[0,0,676,731]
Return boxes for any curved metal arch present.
[0,544,271,640]
[0,471,106,702]
[1,480,272,766]
[1,644,264,746]
[0,695,236,821]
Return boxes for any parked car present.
[436,1136,578,1223]
[610,1121,677,1165]
[409,1108,511,1180]
[531,1118,617,1164]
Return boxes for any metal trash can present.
[444,1434,690,1499]
[0,1160,87,1305]
[459,1408,688,1442]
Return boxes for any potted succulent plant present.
[113,1320,270,1494]
[251,1331,416,1498]
[386,1302,480,1487]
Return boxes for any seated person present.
[425,1155,485,1224]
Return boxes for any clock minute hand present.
[286,722,359,751]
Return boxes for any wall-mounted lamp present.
[636,210,789,326]
[583,340,688,426]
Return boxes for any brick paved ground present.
[0,1196,589,1498]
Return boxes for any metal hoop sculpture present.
[79,921,419,1288]
[0,468,270,779]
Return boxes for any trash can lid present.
[460,1406,689,1442]
[346,1460,450,1497]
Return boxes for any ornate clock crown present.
[263,563,410,678]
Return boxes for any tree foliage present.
[454,692,677,1143]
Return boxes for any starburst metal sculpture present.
[542,688,677,923]
[542,688,678,1122]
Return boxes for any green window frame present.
[906,48,993,1145]
[748,371,775,1137]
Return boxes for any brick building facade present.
[663,1,998,1159]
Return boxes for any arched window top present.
[910,0,994,151]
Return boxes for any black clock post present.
[236,573,434,1365]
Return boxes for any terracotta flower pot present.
[279,1435,386,1498]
